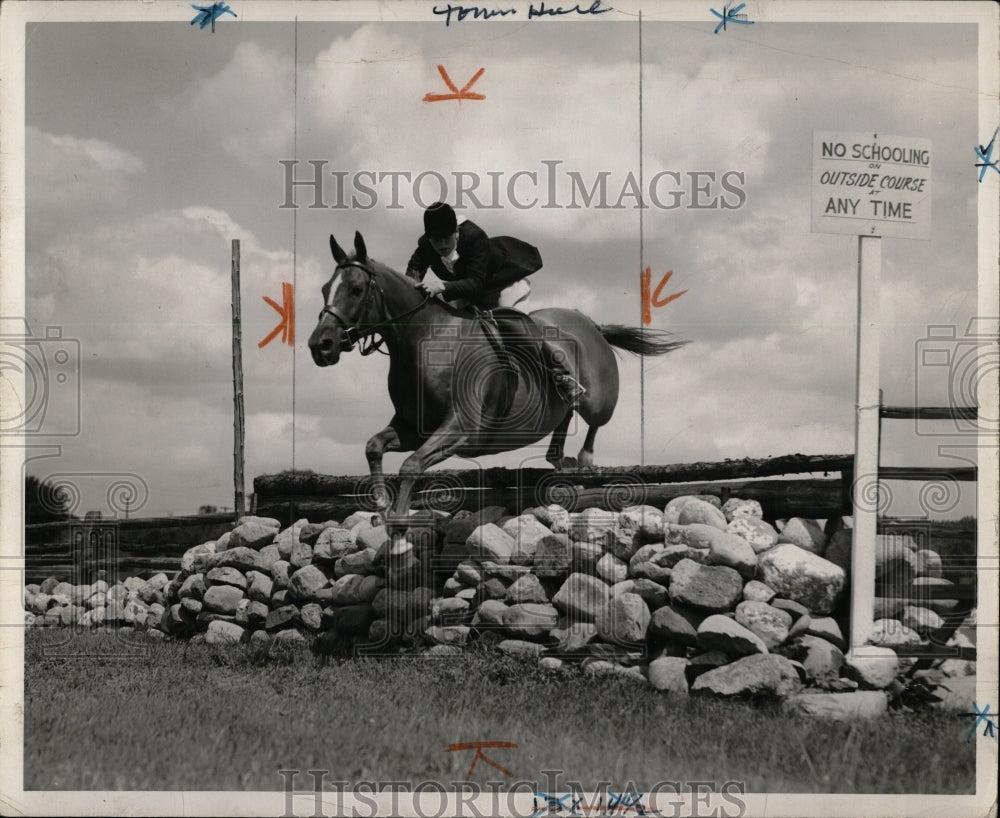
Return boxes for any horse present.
[307,231,687,517]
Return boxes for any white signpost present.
[811,131,932,651]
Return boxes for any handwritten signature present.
[433,0,612,26]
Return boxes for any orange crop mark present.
[640,267,687,325]
[444,740,517,781]
[258,281,295,347]
[423,65,486,102]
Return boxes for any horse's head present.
[308,232,377,367]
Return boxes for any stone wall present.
[23,495,975,720]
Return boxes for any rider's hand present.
[418,278,446,296]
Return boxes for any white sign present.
[811,131,932,239]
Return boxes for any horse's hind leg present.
[545,409,575,469]
[577,424,600,469]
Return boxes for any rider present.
[405,202,587,407]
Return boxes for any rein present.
[320,260,430,356]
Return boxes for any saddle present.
[473,307,548,417]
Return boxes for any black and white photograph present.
[1,1,997,815]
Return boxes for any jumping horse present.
[307,232,687,518]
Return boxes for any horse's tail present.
[598,324,689,357]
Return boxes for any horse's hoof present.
[552,456,578,470]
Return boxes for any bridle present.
[318,260,429,356]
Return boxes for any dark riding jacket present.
[405,220,542,309]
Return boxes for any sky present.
[14,12,988,518]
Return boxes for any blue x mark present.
[531,793,580,817]
[974,140,999,182]
[191,2,237,31]
[711,3,753,33]
[966,702,998,743]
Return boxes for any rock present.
[478,578,508,601]
[595,553,628,584]
[229,519,280,550]
[343,510,382,530]
[472,599,508,627]
[551,622,598,653]
[697,615,769,657]
[899,605,944,636]
[648,657,689,694]
[868,619,921,648]
[629,560,674,584]
[505,574,549,604]
[630,543,666,572]
[123,598,149,625]
[771,598,811,622]
[777,518,826,554]
[298,603,323,631]
[265,604,300,632]
[431,597,471,621]
[648,606,700,647]
[288,565,330,602]
[271,560,291,589]
[874,536,919,594]
[843,647,899,689]
[289,541,314,569]
[655,544,709,569]
[664,523,726,550]
[209,547,264,574]
[254,543,280,572]
[804,617,846,651]
[248,572,274,604]
[497,639,546,659]
[914,549,942,579]
[502,603,560,640]
[595,593,650,646]
[337,548,377,577]
[205,566,247,590]
[824,529,852,572]
[727,517,779,553]
[272,629,307,646]
[481,561,531,584]
[780,635,844,685]
[707,532,757,580]
[356,524,389,552]
[539,657,565,673]
[466,524,516,564]
[692,653,802,697]
[628,579,670,611]
[734,601,792,649]
[455,561,482,586]
[551,573,610,622]
[607,528,639,562]
[426,625,471,646]
[784,691,886,720]
[676,499,728,530]
[313,527,356,563]
[741,580,776,604]
[618,505,664,543]
[202,584,244,615]
[206,620,246,645]
[569,508,618,546]
[721,498,763,522]
[501,514,552,565]
[757,545,845,615]
[668,559,743,612]
[39,576,60,595]
[180,597,203,616]
[570,541,604,574]
[533,504,571,532]
[275,524,303,560]
[138,573,169,604]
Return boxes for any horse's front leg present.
[392,413,471,516]
[365,420,410,512]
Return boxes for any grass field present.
[22,631,975,793]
